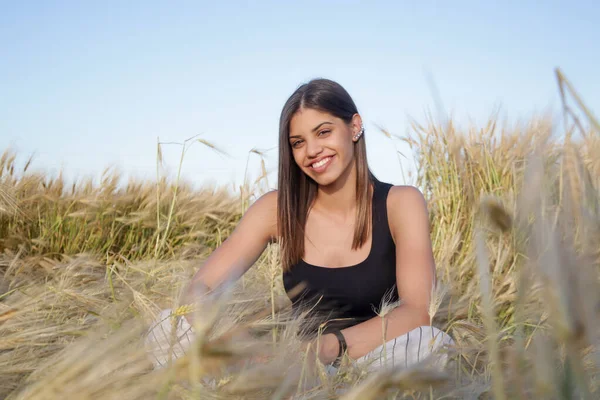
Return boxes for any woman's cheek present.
[292,153,304,169]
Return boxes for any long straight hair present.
[277,78,375,272]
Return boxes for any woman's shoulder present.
[385,185,429,231]
[247,190,279,218]
[375,179,425,204]
[245,190,278,239]
[387,184,425,203]
[253,189,278,209]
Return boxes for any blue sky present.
[1,1,598,190]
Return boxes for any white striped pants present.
[145,309,454,372]
[350,324,454,373]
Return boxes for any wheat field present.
[1,72,599,399]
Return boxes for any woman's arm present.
[317,186,435,364]
[181,190,278,321]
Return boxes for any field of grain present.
[1,73,599,399]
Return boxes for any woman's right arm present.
[181,190,278,309]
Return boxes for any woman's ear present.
[351,114,363,142]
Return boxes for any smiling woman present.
[146,78,453,372]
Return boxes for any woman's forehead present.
[289,109,337,134]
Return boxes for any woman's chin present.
[309,172,339,187]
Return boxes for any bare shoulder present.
[386,185,429,233]
[244,190,278,240]
[252,189,278,209]
[387,185,427,208]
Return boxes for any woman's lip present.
[310,155,334,172]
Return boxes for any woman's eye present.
[318,130,330,136]
[291,140,303,148]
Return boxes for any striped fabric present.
[145,309,195,369]
[351,325,453,373]
[145,309,454,372]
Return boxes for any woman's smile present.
[310,155,335,173]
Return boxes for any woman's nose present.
[306,139,323,158]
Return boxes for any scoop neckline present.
[299,181,378,270]
[299,239,373,270]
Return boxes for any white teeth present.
[312,157,331,168]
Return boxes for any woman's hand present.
[302,333,340,366]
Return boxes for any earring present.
[353,125,365,141]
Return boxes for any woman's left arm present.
[317,186,435,364]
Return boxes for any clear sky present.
[1,1,598,190]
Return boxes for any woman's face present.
[288,107,361,187]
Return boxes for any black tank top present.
[282,179,399,336]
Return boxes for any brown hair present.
[277,78,375,272]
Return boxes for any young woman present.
[146,78,452,371]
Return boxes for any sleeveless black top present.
[282,179,399,336]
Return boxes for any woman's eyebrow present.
[311,121,333,132]
[289,121,333,139]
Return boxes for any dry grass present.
[1,74,600,399]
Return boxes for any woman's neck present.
[313,160,358,219]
